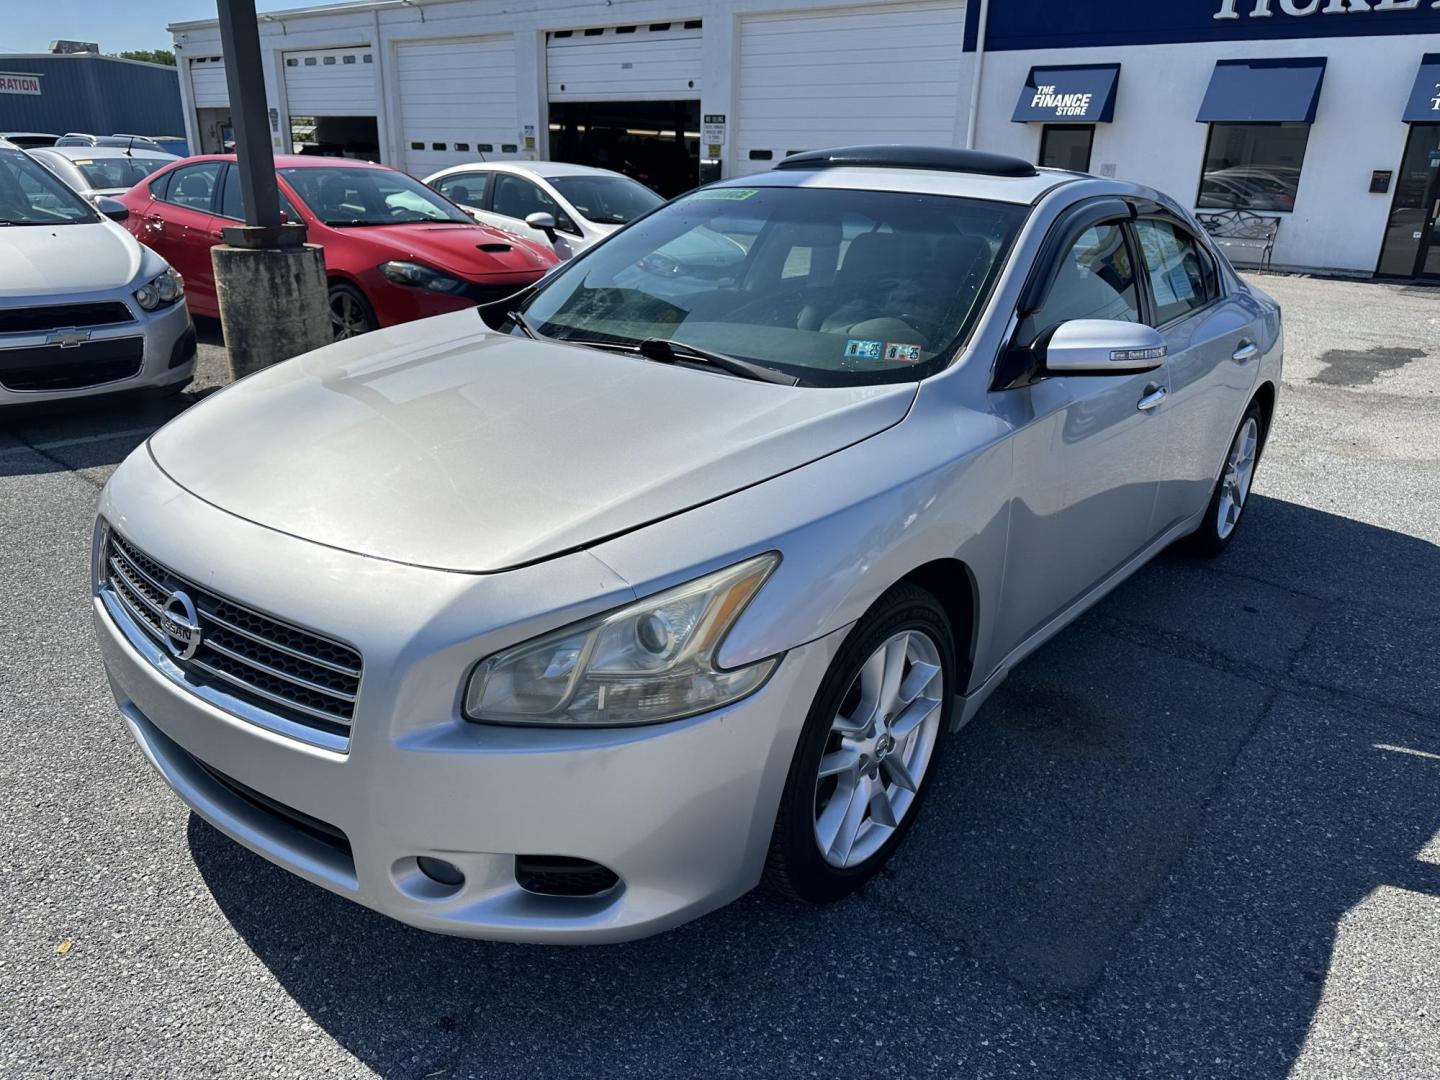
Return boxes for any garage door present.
[189,56,228,108]
[735,1,966,175]
[396,36,519,176]
[547,21,702,102]
[282,46,377,115]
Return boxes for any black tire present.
[1183,400,1266,558]
[764,583,955,903]
[328,282,377,340]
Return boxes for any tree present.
[117,49,176,66]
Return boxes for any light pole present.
[211,0,331,378]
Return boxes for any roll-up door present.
[735,1,966,175]
[282,46,377,115]
[396,36,519,176]
[189,56,228,108]
[547,22,702,102]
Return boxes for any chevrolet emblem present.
[47,329,91,349]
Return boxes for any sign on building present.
[0,72,42,96]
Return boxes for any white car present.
[425,161,663,258]
[29,145,179,202]
[0,141,194,406]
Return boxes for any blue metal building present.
[0,54,184,138]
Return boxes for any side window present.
[1021,222,1140,345]
[164,162,221,212]
[1133,219,1214,325]
[434,172,491,208]
[218,167,299,222]
[492,174,577,234]
[148,170,172,200]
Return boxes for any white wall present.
[972,34,1440,274]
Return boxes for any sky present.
[2,0,369,56]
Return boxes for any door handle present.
[1137,385,1167,412]
[144,217,165,233]
[1232,341,1260,364]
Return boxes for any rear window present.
[72,157,169,191]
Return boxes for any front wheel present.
[1184,401,1264,558]
[329,282,377,340]
[764,584,955,903]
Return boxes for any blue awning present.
[1403,55,1440,123]
[1011,64,1120,124]
[1197,58,1327,124]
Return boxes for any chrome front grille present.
[102,528,362,744]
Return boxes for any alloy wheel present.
[330,291,371,339]
[1216,416,1259,540]
[813,629,945,869]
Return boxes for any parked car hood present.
[352,222,556,279]
[147,311,916,573]
[0,219,140,297]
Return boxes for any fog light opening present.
[417,856,466,887]
[515,855,620,898]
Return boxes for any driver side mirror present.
[525,211,558,241]
[1044,320,1167,374]
[95,195,129,223]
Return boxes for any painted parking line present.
[0,426,158,459]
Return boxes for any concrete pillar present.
[211,244,331,380]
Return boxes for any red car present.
[118,155,558,338]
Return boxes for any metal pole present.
[216,0,294,246]
[964,0,990,150]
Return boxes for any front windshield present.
[281,165,472,226]
[0,149,98,225]
[548,175,663,225]
[519,185,1027,386]
[71,156,169,191]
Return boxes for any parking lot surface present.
[2,279,1438,1079]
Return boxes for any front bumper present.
[0,296,193,407]
[93,457,842,943]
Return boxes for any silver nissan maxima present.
[93,146,1281,943]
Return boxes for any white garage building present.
[169,0,972,200]
[169,0,1440,278]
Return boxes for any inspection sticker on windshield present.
[844,339,883,361]
[685,188,758,201]
[884,343,923,364]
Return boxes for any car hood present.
[345,222,556,278]
[147,310,916,573]
[0,219,140,297]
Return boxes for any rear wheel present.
[1184,401,1264,557]
[329,282,376,340]
[764,584,954,903]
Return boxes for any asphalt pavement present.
[2,281,1438,1080]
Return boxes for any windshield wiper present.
[637,338,799,386]
[508,310,542,340]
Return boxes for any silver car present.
[28,145,179,202]
[0,141,194,407]
[93,146,1281,943]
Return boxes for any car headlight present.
[464,553,781,727]
[133,267,184,311]
[380,260,466,294]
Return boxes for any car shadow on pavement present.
[187,494,1440,1079]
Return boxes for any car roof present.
[33,145,177,162]
[432,160,631,182]
[713,163,1076,206]
[182,154,392,170]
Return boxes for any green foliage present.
[117,49,176,67]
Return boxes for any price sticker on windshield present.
[686,188,757,201]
